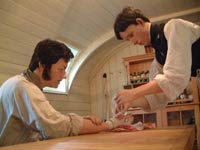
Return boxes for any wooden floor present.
[0,126,195,150]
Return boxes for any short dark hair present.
[29,39,74,80]
[114,6,150,40]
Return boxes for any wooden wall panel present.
[49,100,90,111]
[0,23,39,46]
[0,48,30,66]
[1,0,198,118]
[0,0,61,35]
[0,37,33,56]
[90,77,98,117]
[69,85,90,96]
[95,70,104,118]
[45,92,90,103]
[0,0,91,117]
[60,110,90,116]
[89,44,146,119]
[68,94,90,103]
[0,10,56,40]
[100,63,112,120]
[0,61,26,75]
[72,78,89,89]
[0,61,26,85]
[0,73,12,85]
[12,0,92,46]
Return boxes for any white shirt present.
[0,74,83,146]
[145,19,200,111]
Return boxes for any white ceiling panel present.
[0,0,199,85]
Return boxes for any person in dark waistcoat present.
[113,6,200,113]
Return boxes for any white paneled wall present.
[0,0,91,117]
[89,44,145,119]
[0,0,199,118]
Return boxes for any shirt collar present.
[22,69,42,90]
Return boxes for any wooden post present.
[191,77,200,149]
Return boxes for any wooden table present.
[0,126,195,150]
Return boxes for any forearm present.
[130,97,150,111]
[79,119,109,134]
[130,80,163,110]
[79,114,134,134]
[133,80,163,100]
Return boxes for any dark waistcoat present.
[150,23,200,76]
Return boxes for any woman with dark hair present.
[0,39,133,146]
[113,6,200,113]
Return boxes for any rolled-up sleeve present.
[153,19,197,100]
[143,93,170,112]
[142,59,170,112]
[16,81,83,139]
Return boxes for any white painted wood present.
[90,77,98,117]
[69,84,90,96]
[0,9,57,40]
[0,0,199,118]
[68,94,90,103]
[49,100,90,111]
[115,49,128,88]
[0,73,12,85]
[101,63,113,119]
[0,22,39,47]
[60,110,90,116]
[95,69,105,119]
[89,43,146,118]
[45,92,90,103]
[0,61,26,75]
[0,37,33,56]
[0,48,30,66]
[72,78,89,89]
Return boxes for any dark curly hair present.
[28,39,74,80]
[114,6,150,40]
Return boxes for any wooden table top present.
[0,126,195,150]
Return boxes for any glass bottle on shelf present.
[144,70,149,82]
[130,73,133,83]
[141,71,145,78]
[137,72,141,83]
[133,72,137,83]
[144,70,149,78]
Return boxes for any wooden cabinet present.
[123,53,154,88]
[128,107,162,127]
[123,53,200,149]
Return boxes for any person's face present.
[119,19,150,46]
[45,58,68,88]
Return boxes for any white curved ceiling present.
[1,0,200,89]
[63,0,200,89]
[55,0,200,49]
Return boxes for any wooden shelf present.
[123,53,154,85]
[123,53,154,63]
[167,98,194,106]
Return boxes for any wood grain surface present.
[0,126,195,150]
